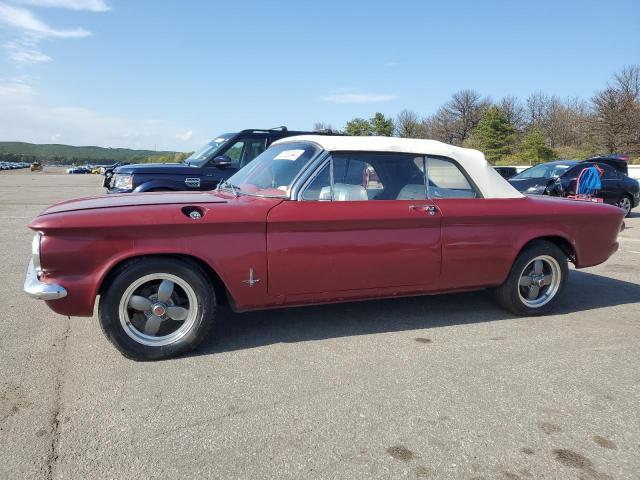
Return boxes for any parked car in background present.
[5,162,22,169]
[106,126,337,193]
[67,166,92,174]
[25,136,625,360]
[509,159,639,216]
[494,166,518,179]
[30,162,43,172]
[0,161,28,170]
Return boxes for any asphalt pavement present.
[1,167,639,479]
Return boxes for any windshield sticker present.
[214,137,226,143]
[274,149,305,161]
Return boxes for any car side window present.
[243,138,267,167]
[566,165,583,179]
[301,152,426,201]
[221,138,267,168]
[301,162,331,200]
[426,157,478,199]
[596,163,618,179]
[331,156,385,200]
[224,141,245,168]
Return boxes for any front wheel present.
[98,258,216,360]
[495,241,568,316]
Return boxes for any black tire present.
[495,241,568,316]
[618,194,633,218]
[98,257,216,360]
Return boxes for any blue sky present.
[0,0,638,151]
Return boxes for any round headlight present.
[32,232,43,275]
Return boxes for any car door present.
[594,163,622,204]
[201,136,268,190]
[266,152,442,297]
[559,165,582,195]
[425,156,505,289]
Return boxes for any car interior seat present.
[319,183,368,201]
[396,184,425,200]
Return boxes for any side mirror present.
[211,155,232,168]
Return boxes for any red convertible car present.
[24,136,624,360]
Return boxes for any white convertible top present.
[273,135,524,199]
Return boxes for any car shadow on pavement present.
[192,270,640,356]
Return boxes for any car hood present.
[508,177,554,192]
[40,191,227,215]
[115,162,206,175]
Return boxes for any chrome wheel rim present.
[619,197,631,215]
[118,273,198,347]
[517,255,562,308]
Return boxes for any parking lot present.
[1,168,639,480]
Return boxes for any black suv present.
[508,158,640,216]
[106,127,334,193]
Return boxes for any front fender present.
[33,196,282,317]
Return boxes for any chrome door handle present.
[409,204,439,215]
[426,205,438,215]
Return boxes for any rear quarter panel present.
[434,196,624,289]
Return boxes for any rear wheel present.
[98,258,215,360]
[495,241,568,316]
[618,194,633,217]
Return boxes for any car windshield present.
[184,134,234,167]
[513,163,573,179]
[222,142,321,197]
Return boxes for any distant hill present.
[0,141,186,165]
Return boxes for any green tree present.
[344,117,373,136]
[473,106,516,162]
[519,127,556,164]
[370,112,394,136]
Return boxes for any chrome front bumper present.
[24,259,67,300]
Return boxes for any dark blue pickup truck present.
[106,127,333,193]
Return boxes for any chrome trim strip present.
[24,259,67,300]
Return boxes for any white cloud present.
[321,89,399,104]
[0,79,198,151]
[176,130,193,141]
[10,46,51,62]
[0,2,90,38]
[13,0,109,11]
[0,77,34,97]
[5,40,52,63]
[1,1,103,65]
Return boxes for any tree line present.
[0,142,180,166]
[316,65,640,165]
